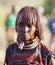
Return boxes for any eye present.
[27,24,31,28]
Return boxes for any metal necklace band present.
[16,40,38,50]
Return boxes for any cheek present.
[30,27,36,35]
[18,27,22,33]
[17,28,22,35]
[30,30,35,35]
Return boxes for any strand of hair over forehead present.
[22,6,39,25]
[16,6,39,24]
[24,6,43,40]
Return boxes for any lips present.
[25,33,30,36]
[25,35,30,39]
[23,33,30,40]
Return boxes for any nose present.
[25,26,30,32]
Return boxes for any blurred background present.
[0,0,55,65]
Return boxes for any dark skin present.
[17,21,37,42]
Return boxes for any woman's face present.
[17,22,36,42]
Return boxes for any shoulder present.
[40,43,51,58]
[6,42,17,56]
[40,43,51,52]
[7,42,16,50]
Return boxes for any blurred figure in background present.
[37,6,51,47]
[37,6,48,29]
[48,8,55,51]
[5,5,17,46]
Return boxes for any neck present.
[17,37,39,50]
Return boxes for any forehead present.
[17,15,37,26]
[18,19,37,26]
[17,7,38,25]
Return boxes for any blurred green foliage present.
[43,0,55,17]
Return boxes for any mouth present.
[23,33,30,40]
[25,34,30,39]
